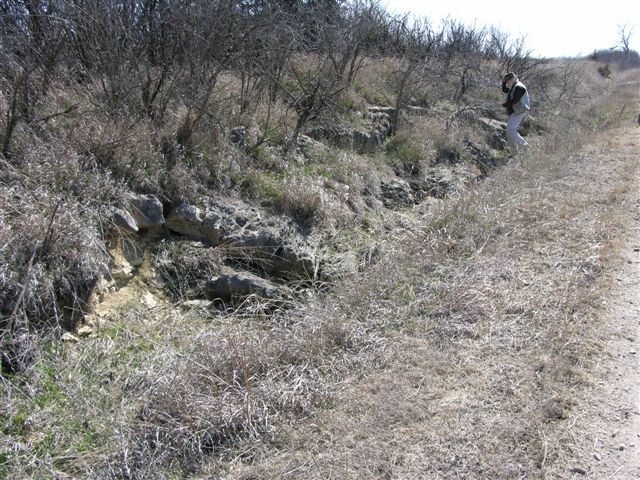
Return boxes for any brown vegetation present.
[1,1,639,479]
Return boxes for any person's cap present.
[503,72,516,82]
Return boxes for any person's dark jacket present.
[502,81,526,115]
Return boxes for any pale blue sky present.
[382,0,640,58]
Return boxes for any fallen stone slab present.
[205,272,291,305]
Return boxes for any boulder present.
[205,272,290,304]
[108,206,138,234]
[165,203,204,237]
[129,194,164,228]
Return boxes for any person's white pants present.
[506,113,529,154]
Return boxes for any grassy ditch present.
[1,63,638,479]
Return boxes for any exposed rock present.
[367,105,396,115]
[369,103,432,119]
[205,272,290,304]
[464,140,506,175]
[380,178,415,207]
[108,237,144,281]
[142,292,158,309]
[394,160,424,178]
[62,332,80,342]
[108,206,138,234]
[165,199,317,278]
[77,325,94,337]
[478,113,542,137]
[122,238,145,267]
[478,115,539,150]
[230,126,246,147]
[165,203,204,237]
[129,194,165,228]
[364,195,384,211]
[448,107,478,127]
[232,223,316,278]
[180,299,213,309]
[434,146,462,165]
[478,116,509,150]
[308,125,387,154]
[298,134,327,157]
[477,117,507,132]
[406,105,430,115]
[338,251,360,274]
[520,114,545,135]
[361,242,384,267]
[200,198,261,245]
[408,169,454,199]
[0,335,35,374]
[487,131,509,151]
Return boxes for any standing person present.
[501,72,530,155]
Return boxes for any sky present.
[381,0,640,58]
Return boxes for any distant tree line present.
[588,49,640,69]
[588,24,639,69]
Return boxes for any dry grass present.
[1,57,638,480]
[193,70,640,479]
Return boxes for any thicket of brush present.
[0,0,575,337]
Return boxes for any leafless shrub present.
[0,139,116,341]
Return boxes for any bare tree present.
[617,24,633,55]
[439,19,490,103]
[0,0,70,156]
[385,16,442,133]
